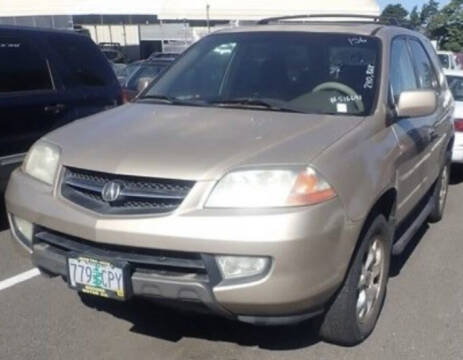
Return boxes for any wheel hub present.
[438,166,449,212]
[356,238,385,322]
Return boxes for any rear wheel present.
[428,163,450,223]
[319,215,392,346]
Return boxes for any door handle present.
[44,104,66,114]
[426,128,438,142]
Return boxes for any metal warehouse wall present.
[0,15,72,28]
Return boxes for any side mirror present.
[396,90,437,118]
[137,77,153,92]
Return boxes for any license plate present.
[67,256,129,300]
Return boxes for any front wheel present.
[319,215,392,346]
[428,163,450,223]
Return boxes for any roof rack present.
[257,14,393,25]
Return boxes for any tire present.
[428,163,450,223]
[319,215,392,346]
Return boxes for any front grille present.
[35,229,209,281]
[61,167,195,215]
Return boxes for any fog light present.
[216,256,270,280]
[12,215,34,245]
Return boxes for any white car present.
[445,70,463,162]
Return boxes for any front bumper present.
[6,168,362,324]
[30,234,231,318]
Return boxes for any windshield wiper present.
[138,94,175,103]
[209,98,302,113]
[137,94,207,107]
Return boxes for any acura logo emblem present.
[101,181,122,202]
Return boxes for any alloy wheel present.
[356,237,385,323]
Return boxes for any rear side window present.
[48,35,114,88]
[0,37,53,93]
[409,39,438,90]
[390,38,418,102]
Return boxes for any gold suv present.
[6,15,454,345]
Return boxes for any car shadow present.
[391,163,462,276]
[79,295,322,350]
[450,164,463,185]
[0,198,8,231]
[390,223,428,277]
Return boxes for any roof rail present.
[257,14,382,25]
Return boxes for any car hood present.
[45,103,363,181]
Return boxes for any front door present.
[389,37,430,222]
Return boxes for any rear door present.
[46,33,121,119]
[407,37,452,191]
[389,37,429,222]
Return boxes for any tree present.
[420,0,439,25]
[428,0,463,52]
[409,6,422,30]
[380,4,409,27]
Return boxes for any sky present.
[378,0,450,11]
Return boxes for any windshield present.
[126,64,169,90]
[141,32,380,115]
[447,75,463,101]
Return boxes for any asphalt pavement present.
[1,168,463,360]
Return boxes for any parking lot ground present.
[1,168,463,360]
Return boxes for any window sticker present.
[330,94,363,104]
[337,103,348,113]
[0,43,20,48]
[364,64,375,89]
[348,37,367,46]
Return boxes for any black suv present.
[0,26,122,191]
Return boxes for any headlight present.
[23,142,61,185]
[216,256,270,280]
[206,167,336,208]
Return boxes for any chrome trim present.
[398,177,428,210]
[65,178,186,200]
[65,178,101,193]
[431,134,446,153]
[120,189,185,200]
[0,153,26,167]
[399,152,431,182]
[61,167,194,215]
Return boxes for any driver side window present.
[390,38,418,104]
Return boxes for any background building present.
[0,0,380,60]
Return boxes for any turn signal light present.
[287,168,337,206]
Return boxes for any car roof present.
[214,22,411,37]
[0,24,85,38]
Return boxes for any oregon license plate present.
[67,256,129,300]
